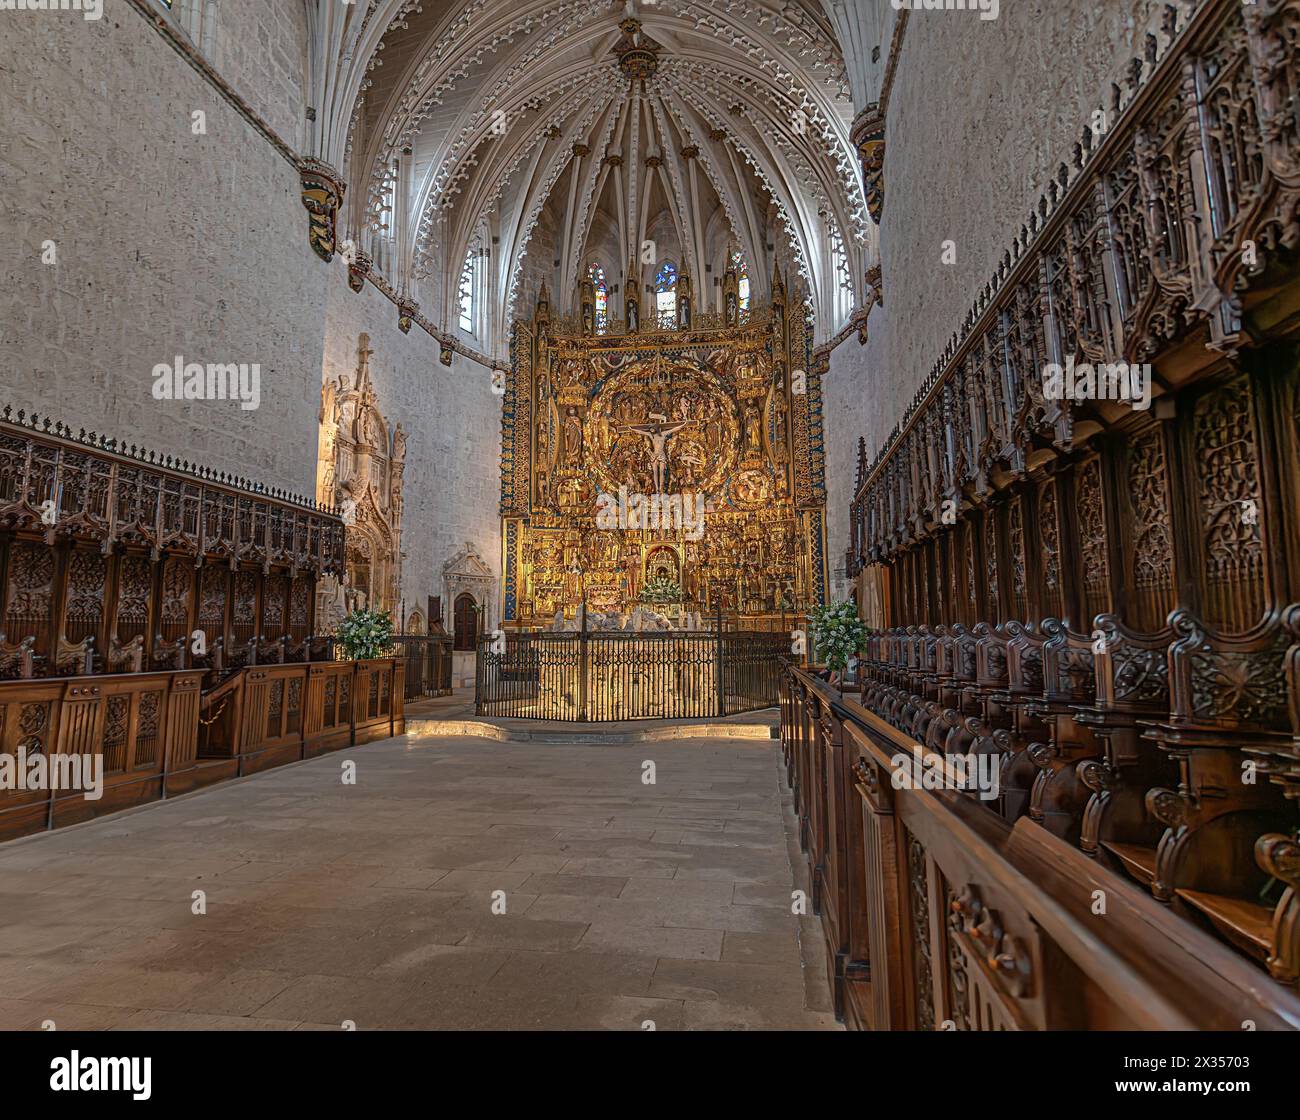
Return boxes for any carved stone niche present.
[441,542,496,631]
[315,333,407,631]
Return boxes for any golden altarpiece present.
[499,270,827,629]
[315,333,406,630]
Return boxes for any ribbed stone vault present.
[302,0,873,348]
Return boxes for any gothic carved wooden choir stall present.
[0,409,345,676]
[784,0,1300,1030]
[0,410,405,841]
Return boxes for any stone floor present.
[0,730,837,1030]
[404,688,475,720]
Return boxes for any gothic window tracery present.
[458,246,478,333]
[731,251,750,312]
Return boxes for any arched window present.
[458,247,477,333]
[453,593,479,651]
[655,261,677,328]
[731,251,751,312]
[588,263,608,333]
[159,0,215,55]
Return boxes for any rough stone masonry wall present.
[822,315,886,602]
[209,0,309,149]
[513,197,561,321]
[0,1,326,495]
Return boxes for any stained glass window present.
[656,261,677,328]
[731,251,751,312]
[588,263,608,333]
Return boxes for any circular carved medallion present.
[586,356,739,497]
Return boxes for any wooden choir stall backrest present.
[0,409,346,678]
[825,0,1300,1027]
[0,656,406,842]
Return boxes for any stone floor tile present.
[0,732,833,1031]
[519,873,629,898]
[578,922,724,961]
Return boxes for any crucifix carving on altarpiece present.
[617,413,698,492]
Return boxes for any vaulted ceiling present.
[305,0,871,350]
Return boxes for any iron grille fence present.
[475,629,789,721]
[391,635,453,701]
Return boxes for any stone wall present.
[822,311,886,599]
[869,0,1164,452]
[513,198,561,321]
[0,2,325,496]
[209,0,309,148]
[321,269,503,627]
[0,3,503,623]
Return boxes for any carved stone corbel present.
[851,105,885,226]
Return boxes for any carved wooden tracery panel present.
[1193,376,1265,630]
[114,555,153,649]
[1075,456,1111,626]
[1126,426,1176,630]
[906,833,935,1032]
[63,550,106,646]
[4,542,54,653]
[0,410,343,676]
[1037,480,1062,620]
[847,0,1300,643]
[1007,497,1028,621]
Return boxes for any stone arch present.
[452,592,479,652]
[442,541,496,631]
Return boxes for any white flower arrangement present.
[336,607,395,661]
[807,600,867,674]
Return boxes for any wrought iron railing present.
[392,634,452,700]
[475,629,788,721]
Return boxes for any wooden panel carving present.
[1193,377,1266,630]
[906,832,935,1031]
[0,411,344,677]
[1126,426,1175,631]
